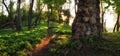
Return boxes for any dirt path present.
[29,34,67,56]
[29,36,51,56]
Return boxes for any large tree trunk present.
[16,0,22,31]
[72,0,102,40]
[28,0,34,29]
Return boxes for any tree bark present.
[58,7,62,24]
[116,14,120,31]
[113,13,119,32]
[28,0,34,29]
[16,0,22,31]
[72,0,102,40]
[47,7,53,37]
[2,0,15,29]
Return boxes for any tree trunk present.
[100,1,107,32]
[16,0,22,31]
[58,7,62,24]
[47,6,53,37]
[2,0,15,29]
[2,4,4,15]
[28,0,34,29]
[113,13,120,32]
[34,13,41,26]
[33,3,45,26]
[2,0,10,16]
[72,0,102,40]
[116,14,120,31]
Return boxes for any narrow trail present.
[30,36,51,56]
[28,34,68,56]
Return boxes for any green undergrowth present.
[0,25,47,56]
[48,33,120,56]
[104,32,120,45]
[0,22,72,56]
[52,24,71,34]
[1,21,120,56]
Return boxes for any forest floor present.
[30,34,69,56]
[30,32,120,56]
[0,23,120,56]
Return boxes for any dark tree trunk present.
[58,7,62,24]
[113,13,120,32]
[1,3,4,22]
[47,7,53,37]
[34,13,41,26]
[28,0,34,29]
[2,0,10,15]
[33,4,45,26]
[2,4,4,15]
[2,0,15,29]
[16,0,22,31]
[116,14,120,31]
[100,1,107,32]
[72,0,102,40]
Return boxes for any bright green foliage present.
[102,0,120,13]
[0,24,47,56]
[36,0,43,7]
[9,0,16,20]
[112,0,120,13]
[52,24,71,34]
[43,0,66,9]
[43,0,67,23]
[0,21,72,56]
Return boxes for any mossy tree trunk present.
[72,0,102,40]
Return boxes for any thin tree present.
[34,0,44,26]
[47,6,53,37]
[100,1,107,32]
[16,0,22,31]
[113,13,120,32]
[2,0,14,29]
[2,0,10,16]
[28,0,34,29]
